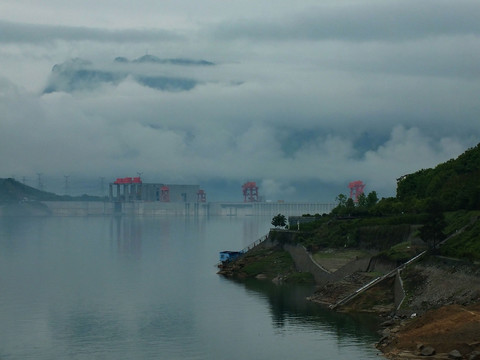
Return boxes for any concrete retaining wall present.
[283,244,334,285]
[330,256,372,282]
[38,201,335,217]
[42,201,209,216]
[283,243,375,286]
[43,201,113,216]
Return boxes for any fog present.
[1,0,479,201]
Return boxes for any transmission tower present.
[100,177,105,196]
[64,175,70,195]
[37,173,44,191]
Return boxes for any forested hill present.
[0,178,101,202]
[0,178,61,202]
[396,143,480,211]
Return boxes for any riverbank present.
[310,256,480,359]
[298,254,480,358]
[375,259,480,359]
[219,242,480,359]
[377,303,480,359]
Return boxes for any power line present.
[100,177,105,195]
[36,173,43,191]
[64,175,70,195]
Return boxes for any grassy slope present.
[294,210,480,263]
[219,246,315,284]
[440,210,480,261]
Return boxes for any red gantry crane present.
[242,181,259,202]
[197,189,206,202]
[348,180,366,202]
[160,186,170,202]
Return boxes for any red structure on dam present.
[348,180,366,202]
[242,182,259,202]
[109,177,203,203]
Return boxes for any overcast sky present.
[1,0,479,201]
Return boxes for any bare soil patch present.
[378,303,480,359]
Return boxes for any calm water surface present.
[0,216,382,359]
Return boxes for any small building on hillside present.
[219,251,244,263]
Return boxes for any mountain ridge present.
[43,54,215,94]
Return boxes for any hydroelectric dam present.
[42,200,336,217]
[35,178,336,217]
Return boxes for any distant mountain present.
[43,58,126,93]
[43,54,214,94]
[113,56,129,63]
[118,54,215,66]
[0,178,102,203]
[0,178,63,202]
[0,178,104,216]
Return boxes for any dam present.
[42,200,336,217]
[37,178,334,216]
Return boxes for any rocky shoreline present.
[376,303,480,359]
[219,244,480,359]
[308,257,480,359]
[374,261,480,359]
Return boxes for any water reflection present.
[242,216,265,246]
[110,216,143,258]
[239,278,381,342]
[0,216,380,360]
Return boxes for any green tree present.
[357,193,368,208]
[335,193,347,206]
[271,213,287,228]
[345,197,355,213]
[331,194,348,216]
[366,191,379,208]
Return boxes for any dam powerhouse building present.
[89,177,334,216]
[108,177,205,203]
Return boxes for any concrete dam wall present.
[40,201,335,217]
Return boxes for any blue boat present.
[219,251,243,263]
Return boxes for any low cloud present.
[1,1,479,200]
[211,0,480,42]
[0,20,182,44]
[0,75,472,200]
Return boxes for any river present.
[0,215,382,359]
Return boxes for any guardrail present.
[217,233,270,268]
[240,234,269,253]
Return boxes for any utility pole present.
[100,177,105,196]
[37,173,43,191]
[64,175,70,195]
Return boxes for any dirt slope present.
[378,303,480,359]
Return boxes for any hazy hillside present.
[43,55,215,93]
[0,178,102,202]
[293,142,480,261]
[0,178,63,202]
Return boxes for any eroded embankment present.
[219,240,480,359]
